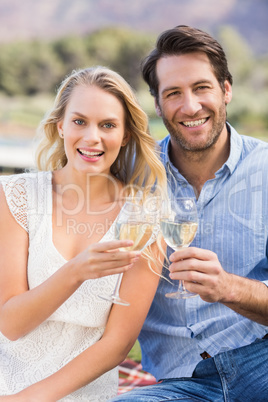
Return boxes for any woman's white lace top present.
[0,171,121,401]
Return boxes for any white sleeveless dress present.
[0,171,121,401]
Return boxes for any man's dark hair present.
[142,25,233,102]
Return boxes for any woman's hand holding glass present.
[99,197,159,306]
[70,239,139,282]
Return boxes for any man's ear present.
[155,99,162,117]
[224,80,232,105]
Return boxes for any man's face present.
[155,52,232,153]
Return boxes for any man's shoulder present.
[240,134,268,157]
[229,123,268,159]
[240,133,267,146]
[158,134,170,151]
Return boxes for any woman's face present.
[57,84,129,177]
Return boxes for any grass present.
[0,93,53,139]
[128,340,142,362]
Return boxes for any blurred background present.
[0,0,267,173]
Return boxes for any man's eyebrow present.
[161,86,181,96]
[161,80,214,96]
[193,79,214,86]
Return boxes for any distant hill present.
[0,0,267,54]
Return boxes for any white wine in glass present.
[100,200,155,306]
[115,221,153,252]
[160,197,198,299]
[160,220,198,249]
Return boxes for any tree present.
[84,27,154,90]
[0,41,64,95]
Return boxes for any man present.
[111,25,268,401]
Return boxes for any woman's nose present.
[84,125,100,143]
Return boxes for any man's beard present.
[161,101,227,153]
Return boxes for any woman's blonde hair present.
[36,66,166,197]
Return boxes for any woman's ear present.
[57,121,64,138]
[121,131,131,147]
[155,99,162,117]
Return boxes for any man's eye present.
[74,119,84,125]
[167,91,179,97]
[196,86,209,90]
[103,123,115,129]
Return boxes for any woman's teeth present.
[78,149,104,157]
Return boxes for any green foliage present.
[218,26,254,84]
[84,27,154,88]
[0,41,63,96]
[52,36,91,74]
[0,27,154,96]
[216,25,268,135]
[0,25,267,136]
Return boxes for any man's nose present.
[180,92,202,116]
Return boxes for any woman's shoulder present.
[0,171,52,232]
[0,169,50,179]
[1,170,51,191]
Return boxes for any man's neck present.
[169,130,230,198]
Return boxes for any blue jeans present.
[110,338,268,401]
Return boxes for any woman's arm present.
[0,185,139,340]
[5,241,164,401]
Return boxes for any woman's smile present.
[77,147,105,162]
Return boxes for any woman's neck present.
[52,167,124,210]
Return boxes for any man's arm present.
[169,247,268,325]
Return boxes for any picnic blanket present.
[118,358,157,394]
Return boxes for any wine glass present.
[160,197,198,299]
[100,198,157,306]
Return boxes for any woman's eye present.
[74,119,84,125]
[103,122,115,129]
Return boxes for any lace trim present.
[2,176,28,232]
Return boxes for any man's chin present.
[173,138,214,153]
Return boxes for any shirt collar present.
[159,122,243,177]
[223,123,243,174]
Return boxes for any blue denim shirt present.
[138,123,268,380]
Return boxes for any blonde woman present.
[0,67,167,401]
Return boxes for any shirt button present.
[196,334,202,340]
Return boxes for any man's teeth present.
[182,118,207,127]
[79,149,103,156]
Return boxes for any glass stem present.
[179,280,186,292]
[113,273,123,298]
